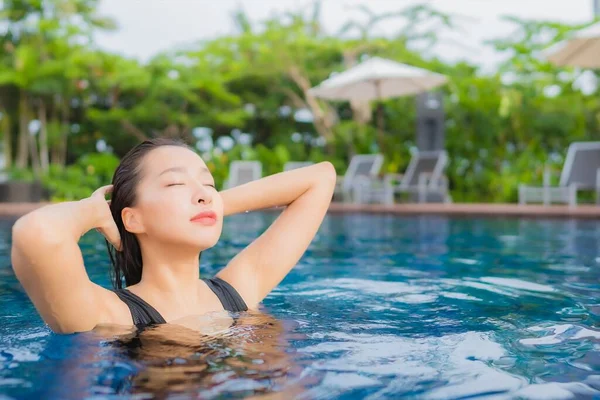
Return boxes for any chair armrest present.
[353,175,384,186]
[418,172,450,189]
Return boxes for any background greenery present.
[0,0,598,202]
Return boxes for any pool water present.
[1,213,600,399]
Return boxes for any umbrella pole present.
[375,80,384,150]
[377,104,384,134]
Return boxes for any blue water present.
[1,213,600,399]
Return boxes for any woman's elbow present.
[316,161,337,187]
[11,215,33,250]
[12,213,61,251]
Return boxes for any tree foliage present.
[0,1,598,202]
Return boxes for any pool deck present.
[0,202,598,219]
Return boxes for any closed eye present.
[167,183,215,188]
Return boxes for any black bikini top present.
[113,277,248,326]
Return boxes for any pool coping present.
[0,202,598,219]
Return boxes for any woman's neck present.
[135,244,203,308]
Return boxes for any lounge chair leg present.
[542,186,549,206]
[418,188,425,203]
[568,185,576,207]
[384,189,392,205]
[597,168,600,205]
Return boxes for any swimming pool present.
[1,213,600,399]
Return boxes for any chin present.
[192,234,221,251]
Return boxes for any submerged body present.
[10,139,336,333]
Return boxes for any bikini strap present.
[202,277,248,312]
[113,289,166,326]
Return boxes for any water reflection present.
[36,312,316,399]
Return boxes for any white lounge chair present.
[223,161,262,189]
[283,161,314,171]
[371,150,451,204]
[519,142,600,206]
[334,154,384,203]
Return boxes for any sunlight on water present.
[1,215,600,399]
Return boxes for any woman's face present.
[126,145,223,250]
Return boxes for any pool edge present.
[0,202,598,219]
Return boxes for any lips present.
[190,210,217,225]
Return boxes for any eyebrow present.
[158,166,211,177]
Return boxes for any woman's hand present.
[89,185,122,251]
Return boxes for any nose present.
[193,183,213,205]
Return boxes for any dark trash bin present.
[0,181,46,202]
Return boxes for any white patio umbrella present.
[308,57,448,138]
[309,57,448,102]
[546,21,600,68]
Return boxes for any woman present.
[11,137,336,334]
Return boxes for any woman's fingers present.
[91,185,120,250]
[92,185,113,199]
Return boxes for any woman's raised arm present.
[216,161,336,308]
[11,186,121,333]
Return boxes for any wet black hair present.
[107,137,195,289]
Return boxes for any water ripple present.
[1,214,600,398]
